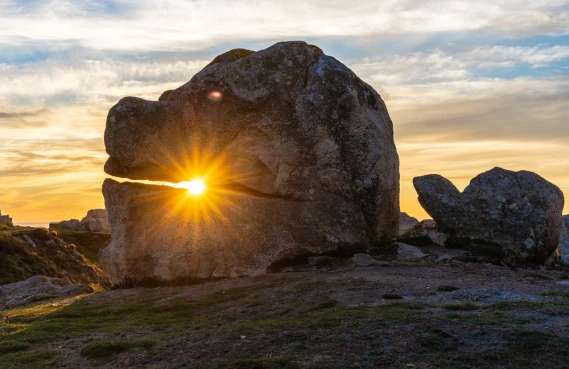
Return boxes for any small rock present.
[22,235,37,248]
[436,254,454,263]
[351,253,383,267]
[396,243,426,260]
[383,293,403,300]
[428,231,448,246]
[308,256,336,266]
[397,219,440,246]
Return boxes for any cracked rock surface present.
[101,41,399,286]
[413,167,564,265]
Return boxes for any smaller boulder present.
[398,219,440,246]
[396,242,426,260]
[414,167,564,265]
[351,253,387,267]
[0,276,93,310]
[558,215,569,265]
[22,235,37,248]
[399,212,419,235]
[428,230,448,247]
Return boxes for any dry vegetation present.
[0,226,106,286]
[1,258,568,368]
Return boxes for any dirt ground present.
[1,245,569,369]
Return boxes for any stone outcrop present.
[413,167,564,265]
[0,276,92,310]
[50,209,110,233]
[397,219,444,246]
[558,215,569,265]
[100,41,400,286]
[399,212,419,235]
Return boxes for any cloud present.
[1,1,568,53]
[1,0,569,222]
[0,108,46,118]
[349,45,569,144]
[0,57,209,111]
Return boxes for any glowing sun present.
[177,179,206,195]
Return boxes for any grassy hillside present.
[1,262,568,368]
[0,226,107,287]
[53,230,111,265]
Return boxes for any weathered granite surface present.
[101,179,370,285]
[413,167,564,265]
[101,41,400,286]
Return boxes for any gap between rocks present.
[108,177,303,201]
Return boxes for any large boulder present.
[413,167,564,265]
[558,215,569,265]
[100,41,400,286]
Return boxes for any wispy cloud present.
[2,1,568,52]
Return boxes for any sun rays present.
[176,179,206,195]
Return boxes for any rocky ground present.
[1,245,568,369]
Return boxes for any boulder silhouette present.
[101,41,400,286]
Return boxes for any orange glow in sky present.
[1,1,568,224]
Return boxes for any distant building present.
[0,209,13,225]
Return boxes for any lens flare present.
[177,179,206,195]
[208,91,223,101]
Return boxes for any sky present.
[1,0,569,224]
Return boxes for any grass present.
[541,290,569,298]
[0,341,31,354]
[222,358,301,369]
[0,228,105,286]
[54,230,111,265]
[489,301,543,310]
[0,348,60,368]
[1,272,568,368]
[79,339,156,358]
[447,331,569,368]
[443,303,480,311]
